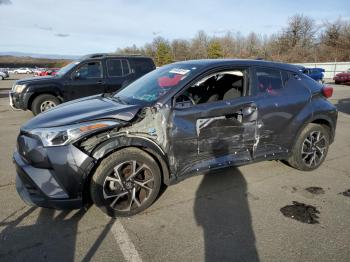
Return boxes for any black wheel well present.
[82,145,170,205]
[310,118,332,137]
[28,92,61,110]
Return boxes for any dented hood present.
[21,95,141,131]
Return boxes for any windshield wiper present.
[111,96,128,105]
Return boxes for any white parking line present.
[110,218,142,262]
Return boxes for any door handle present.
[97,80,105,84]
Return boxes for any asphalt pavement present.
[0,74,349,262]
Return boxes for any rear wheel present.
[31,94,60,115]
[288,123,330,171]
[90,148,162,217]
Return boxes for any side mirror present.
[174,100,192,109]
[73,72,80,80]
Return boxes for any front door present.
[65,60,106,101]
[167,68,258,177]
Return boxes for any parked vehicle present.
[14,59,338,217]
[0,70,9,80]
[9,54,155,115]
[333,69,350,85]
[34,68,59,77]
[46,68,60,76]
[302,67,325,83]
[34,68,48,77]
[14,68,33,74]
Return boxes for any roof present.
[80,53,152,60]
[173,59,301,73]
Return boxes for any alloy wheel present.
[301,131,327,167]
[40,100,56,112]
[103,160,155,212]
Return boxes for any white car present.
[14,68,33,74]
[0,71,9,80]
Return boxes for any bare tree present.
[115,14,350,65]
[190,30,209,59]
[171,39,191,61]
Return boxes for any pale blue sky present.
[0,0,349,55]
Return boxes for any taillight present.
[322,86,333,98]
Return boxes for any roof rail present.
[81,53,144,59]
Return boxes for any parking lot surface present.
[0,75,349,262]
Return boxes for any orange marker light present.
[79,123,109,132]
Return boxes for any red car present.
[48,68,60,76]
[34,69,48,76]
[334,69,350,85]
[34,68,60,76]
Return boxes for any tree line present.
[0,56,70,68]
[116,14,350,66]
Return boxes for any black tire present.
[31,94,60,115]
[90,147,162,217]
[288,123,330,171]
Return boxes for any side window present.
[75,61,102,79]
[107,59,122,77]
[121,60,130,75]
[133,59,155,75]
[175,69,246,108]
[255,68,283,96]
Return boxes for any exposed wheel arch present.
[89,135,171,185]
[82,141,171,206]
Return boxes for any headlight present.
[30,120,119,147]
[13,84,26,93]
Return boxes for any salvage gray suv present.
[14,59,338,217]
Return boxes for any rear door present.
[131,58,156,78]
[252,67,311,158]
[104,58,134,93]
[64,60,106,101]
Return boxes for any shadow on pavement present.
[194,168,259,262]
[194,137,259,261]
[0,205,114,262]
[335,98,350,115]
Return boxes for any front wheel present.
[288,123,330,171]
[31,94,60,115]
[90,148,162,217]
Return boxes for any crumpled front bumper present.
[13,133,95,209]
